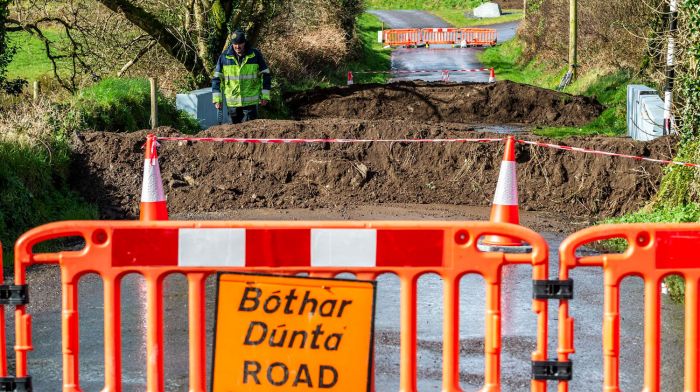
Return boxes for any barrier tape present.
[354,68,490,74]
[156,136,504,144]
[154,136,698,168]
[517,139,699,168]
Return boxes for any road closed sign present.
[212,273,376,391]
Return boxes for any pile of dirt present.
[71,119,676,220]
[286,81,603,126]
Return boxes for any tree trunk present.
[96,0,209,80]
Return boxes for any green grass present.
[480,39,636,138]
[75,78,201,132]
[431,9,523,27]
[6,27,67,81]
[366,0,484,10]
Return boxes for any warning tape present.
[354,68,490,74]
[153,136,698,168]
[156,136,503,144]
[517,139,699,168]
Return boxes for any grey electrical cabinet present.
[176,88,231,129]
[626,85,664,141]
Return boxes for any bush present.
[0,100,97,260]
[74,78,200,133]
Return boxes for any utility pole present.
[664,0,678,135]
[568,0,578,79]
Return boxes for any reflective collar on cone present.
[492,160,518,206]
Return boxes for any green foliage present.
[365,0,484,9]
[0,0,15,85]
[481,39,633,138]
[282,13,390,92]
[431,9,523,27]
[74,78,201,133]
[652,138,700,209]
[0,125,97,262]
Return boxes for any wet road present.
[370,10,519,83]
[9,205,687,391]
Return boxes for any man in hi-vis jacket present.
[212,29,271,123]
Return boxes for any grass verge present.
[75,78,201,133]
[480,39,637,138]
[431,9,523,27]
[7,27,66,81]
[365,0,484,9]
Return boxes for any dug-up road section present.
[19,81,680,392]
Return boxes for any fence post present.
[32,81,40,102]
[150,77,158,129]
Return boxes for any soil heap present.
[72,119,675,220]
[286,81,603,126]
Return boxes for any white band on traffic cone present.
[492,161,518,206]
[141,158,166,203]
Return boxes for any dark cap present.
[231,29,246,44]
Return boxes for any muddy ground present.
[286,81,603,126]
[70,81,673,224]
[72,122,675,222]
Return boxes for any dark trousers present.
[229,105,258,124]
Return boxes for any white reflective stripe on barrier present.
[178,228,246,267]
[141,158,165,202]
[311,229,377,267]
[493,161,518,206]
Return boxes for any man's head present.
[231,29,246,55]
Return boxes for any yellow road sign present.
[212,273,376,391]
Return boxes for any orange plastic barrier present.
[460,28,497,47]
[13,220,550,391]
[381,28,497,47]
[420,28,461,45]
[382,28,421,47]
[558,224,700,391]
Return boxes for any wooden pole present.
[568,0,578,79]
[32,81,39,102]
[150,77,158,129]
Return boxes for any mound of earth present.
[286,81,603,126]
[71,119,676,220]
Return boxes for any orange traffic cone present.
[481,136,528,249]
[139,134,168,221]
[488,68,496,83]
[347,71,354,86]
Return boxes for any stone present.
[473,2,502,18]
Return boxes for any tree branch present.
[117,39,157,76]
[95,0,208,78]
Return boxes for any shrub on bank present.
[74,78,200,133]
[0,101,97,260]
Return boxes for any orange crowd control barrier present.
[10,220,552,391]
[558,224,700,391]
[381,28,497,47]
